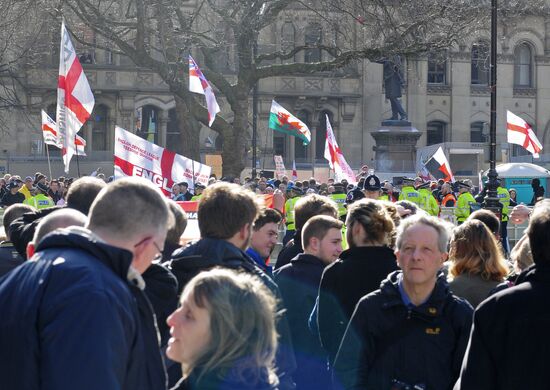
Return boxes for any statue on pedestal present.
[379,55,408,122]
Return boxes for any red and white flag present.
[56,21,94,172]
[324,115,357,184]
[189,55,220,127]
[292,160,298,181]
[507,110,542,158]
[41,110,87,156]
[424,146,454,182]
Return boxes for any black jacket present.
[171,365,277,390]
[275,232,302,270]
[454,263,550,390]
[274,254,331,390]
[166,238,297,390]
[0,191,25,208]
[0,240,24,278]
[333,271,473,390]
[317,246,399,363]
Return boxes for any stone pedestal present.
[370,120,421,172]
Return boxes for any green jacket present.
[329,193,347,219]
[497,187,510,221]
[23,194,54,210]
[398,186,421,205]
[284,196,300,231]
[455,192,477,222]
[418,188,439,216]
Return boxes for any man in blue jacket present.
[0,177,172,390]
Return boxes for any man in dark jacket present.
[0,178,172,390]
[166,182,297,389]
[274,215,343,390]
[0,181,25,208]
[455,199,550,389]
[333,214,473,390]
[275,194,338,270]
[0,203,33,277]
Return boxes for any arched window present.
[426,121,446,145]
[92,104,108,151]
[281,22,295,63]
[137,105,160,144]
[304,23,322,63]
[470,121,487,143]
[295,110,310,162]
[514,43,533,87]
[471,41,490,85]
[317,111,332,161]
[167,108,182,153]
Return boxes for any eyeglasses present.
[134,237,164,262]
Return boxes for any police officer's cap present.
[402,177,415,184]
[457,181,471,189]
[416,181,431,190]
[362,175,381,191]
[194,183,206,189]
[287,185,303,195]
[346,187,365,204]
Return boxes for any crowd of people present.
[0,166,548,390]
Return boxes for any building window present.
[273,132,286,157]
[514,43,533,87]
[471,41,490,85]
[427,52,447,84]
[281,22,295,63]
[426,121,446,145]
[304,23,322,63]
[295,110,310,162]
[92,105,108,151]
[166,109,182,153]
[470,121,487,143]
[137,105,160,144]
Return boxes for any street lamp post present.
[483,0,502,217]
[251,40,259,180]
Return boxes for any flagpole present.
[45,144,53,181]
[75,135,81,177]
[192,160,196,191]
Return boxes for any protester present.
[167,268,278,390]
[47,179,63,204]
[247,208,283,274]
[529,178,545,205]
[178,182,193,201]
[0,181,25,208]
[333,214,473,390]
[455,199,550,389]
[317,198,398,364]
[447,219,509,308]
[274,215,343,390]
[0,203,33,277]
[18,176,34,200]
[0,177,172,390]
[275,194,338,270]
[508,188,518,207]
[166,182,296,389]
[468,209,501,241]
[440,182,457,207]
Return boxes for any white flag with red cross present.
[324,114,357,184]
[189,55,220,127]
[507,110,542,158]
[56,21,94,172]
[42,109,87,156]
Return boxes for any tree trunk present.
[175,95,201,162]
[221,97,248,177]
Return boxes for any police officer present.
[23,183,54,210]
[398,177,421,206]
[283,185,303,245]
[190,183,205,201]
[346,186,365,205]
[362,174,382,200]
[497,180,511,254]
[455,181,477,224]
[417,181,439,216]
[329,183,347,221]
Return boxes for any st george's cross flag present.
[41,110,87,156]
[269,100,311,145]
[56,21,94,172]
[324,114,356,184]
[292,160,298,181]
[424,146,455,182]
[507,110,543,158]
[189,55,220,127]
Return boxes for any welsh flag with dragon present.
[269,100,311,145]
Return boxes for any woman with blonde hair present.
[448,219,509,307]
[166,268,279,390]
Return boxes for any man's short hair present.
[166,199,188,245]
[294,194,338,231]
[197,182,260,239]
[87,178,172,241]
[33,209,87,246]
[302,215,343,249]
[395,214,452,253]
[3,204,34,239]
[468,209,500,236]
[66,177,107,215]
[253,208,282,231]
[527,199,550,265]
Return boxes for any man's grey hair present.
[86,177,173,241]
[33,209,87,245]
[395,214,452,253]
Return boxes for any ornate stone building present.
[1,9,550,179]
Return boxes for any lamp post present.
[483,0,502,217]
[252,40,258,179]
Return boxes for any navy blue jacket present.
[0,227,167,390]
[333,271,473,390]
[274,254,331,390]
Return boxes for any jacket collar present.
[516,262,550,285]
[290,252,325,267]
[339,245,395,260]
